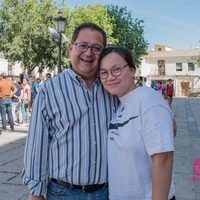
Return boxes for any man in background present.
[7,76,22,125]
[0,72,17,132]
[45,73,52,80]
[32,77,41,100]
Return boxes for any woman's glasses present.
[99,64,128,79]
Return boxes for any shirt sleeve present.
[142,104,175,156]
[11,82,16,91]
[22,89,49,196]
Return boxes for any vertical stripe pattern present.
[22,68,117,196]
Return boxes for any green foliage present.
[0,0,62,74]
[196,56,200,66]
[106,5,148,66]
[0,1,149,73]
[67,3,115,44]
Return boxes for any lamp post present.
[54,10,66,73]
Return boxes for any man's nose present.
[84,46,93,55]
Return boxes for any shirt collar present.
[67,64,100,85]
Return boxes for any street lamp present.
[54,10,66,73]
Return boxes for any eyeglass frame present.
[74,42,104,55]
[99,64,128,79]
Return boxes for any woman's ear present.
[131,68,136,77]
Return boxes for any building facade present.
[0,52,55,82]
[140,44,200,97]
[0,52,22,76]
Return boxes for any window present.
[158,60,165,75]
[188,62,194,71]
[176,63,182,71]
[8,60,13,75]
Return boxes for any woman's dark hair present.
[71,22,107,47]
[99,46,136,70]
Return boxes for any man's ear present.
[68,43,73,57]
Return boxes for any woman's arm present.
[173,119,177,137]
[28,193,45,200]
[152,151,173,200]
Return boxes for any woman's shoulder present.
[26,84,31,89]
[136,86,166,105]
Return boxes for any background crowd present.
[0,72,174,134]
[151,79,174,107]
[0,72,52,134]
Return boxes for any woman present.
[20,78,31,123]
[166,79,174,107]
[99,46,175,200]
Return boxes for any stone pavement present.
[0,97,200,200]
[0,124,29,200]
[172,98,200,200]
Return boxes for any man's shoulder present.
[14,82,22,89]
[14,82,19,86]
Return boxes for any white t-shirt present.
[108,86,175,200]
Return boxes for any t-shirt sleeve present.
[142,105,174,156]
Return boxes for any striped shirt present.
[22,68,118,196]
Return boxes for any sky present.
[56,0,200,51]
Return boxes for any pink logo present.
[194,158,200,176]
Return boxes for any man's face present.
[7,77,12,82]
[68,28,104,80]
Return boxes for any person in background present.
[7,76,22,125]
[32,77,41,100]
[99,46,175,200]
[162,81,167,99]
[45,73,52,80]
[37,73,52,93]
[22,22,117,200]
[20,78,31,123]
[136,77,143,86]
[157,81,163,96]
[151,81,157,91]
[166,79,174,107]
[0,72,17,132]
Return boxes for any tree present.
[0,0,63,74]
[66,3,115,44]
[196,56,200,66]
[106,5,148,66]
[0,1,149,73]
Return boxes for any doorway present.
[181,82,189,96]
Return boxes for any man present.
[32,77,41,100]
[22,23,117,200]
[0,72,17,132]
[8,77,22,125]
[45,72,52,80]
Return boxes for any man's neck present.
[84,77,96,90]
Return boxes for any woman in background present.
[20,78,31,123]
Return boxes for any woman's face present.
[22,79,27,85]
[100,52,136,98]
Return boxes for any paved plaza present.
[0,97,200,200]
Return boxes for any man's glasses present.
[74,42,103,55]
[99,64,128,79]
